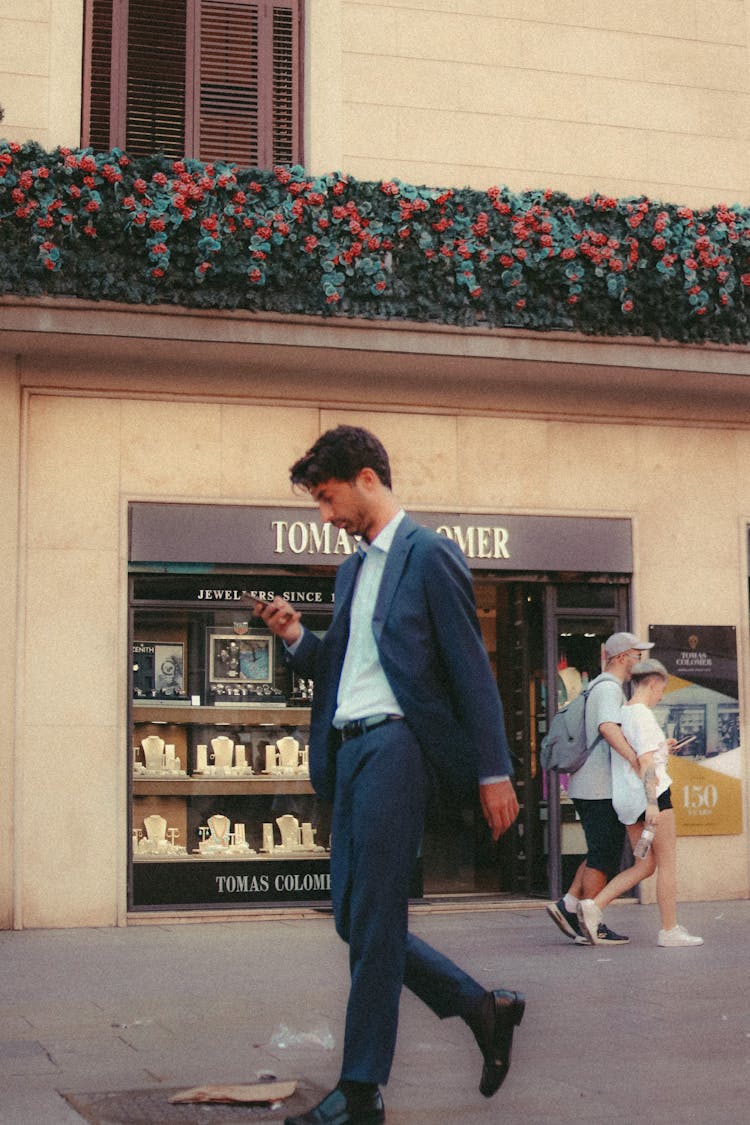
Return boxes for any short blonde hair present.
[631,658,668,684]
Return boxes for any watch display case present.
[129,572,334,911]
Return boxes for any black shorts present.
[637,787,673,820]
[571,797,626,881]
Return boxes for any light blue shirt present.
[332,510,406,727]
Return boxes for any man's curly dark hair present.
[290,425,392,490]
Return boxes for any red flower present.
[472,212,489,237]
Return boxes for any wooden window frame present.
[82,0,304,167]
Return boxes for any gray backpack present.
[540,677,603,772]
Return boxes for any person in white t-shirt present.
[546,631,652,946]
[577,659,703,948]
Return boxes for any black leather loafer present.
[470,988,526,1098]
[285,1085,385,1125]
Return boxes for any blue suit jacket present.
[288,514,514,802]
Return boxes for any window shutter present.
[197,0,259,165]
[270,1,300,165]
[125,0,188,158]
[83,0,114,151]
[83,0,302,166]
[195,0,301,167]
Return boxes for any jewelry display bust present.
[273,814,325,854]
[134,735,187,777]
[262,737,310,779]
[194,737,254,777]
[210,736,234,767]
[196,812,256,856]
[133,814,187,858]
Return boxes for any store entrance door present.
[419,580,547,898]
[419,577,628,901]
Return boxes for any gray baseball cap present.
[604,631,655,658]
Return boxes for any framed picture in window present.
[132,641,185,699]
[207,629,274,686]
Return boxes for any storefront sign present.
[132,857,422,907]
[648,624,742,836]
[130,503,632,573]
[132,858,333,907]
[131,573,336,605]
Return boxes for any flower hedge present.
[2,139,750,343]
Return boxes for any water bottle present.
[634,826,655,859]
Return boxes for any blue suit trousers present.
[331,721,485,1085]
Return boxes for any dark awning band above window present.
[129,502,633,573]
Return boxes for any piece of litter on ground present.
[169,1079,297,1105]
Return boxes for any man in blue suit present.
[254,426,524,1125]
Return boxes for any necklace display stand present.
[196,812,256,855]
[134,734,187,777]
[134,813,187,857]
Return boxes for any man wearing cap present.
[546,631,654,945]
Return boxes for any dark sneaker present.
[592,922,630,945]
[546,898,583,941]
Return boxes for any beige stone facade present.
[3,1,750,205]
[1,2,750,926]
[1,303,748,926]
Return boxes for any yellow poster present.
[650,625,742,837]
[669,754,743,836]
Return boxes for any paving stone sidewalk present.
[1,898,747,1124]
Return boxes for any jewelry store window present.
[128,570,334,911]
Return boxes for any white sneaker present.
[658,924,704,947]
[577,899,603,944]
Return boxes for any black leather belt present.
[338,714,403,742]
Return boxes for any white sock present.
[564,893,579,912]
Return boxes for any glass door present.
[544,583,629,900]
